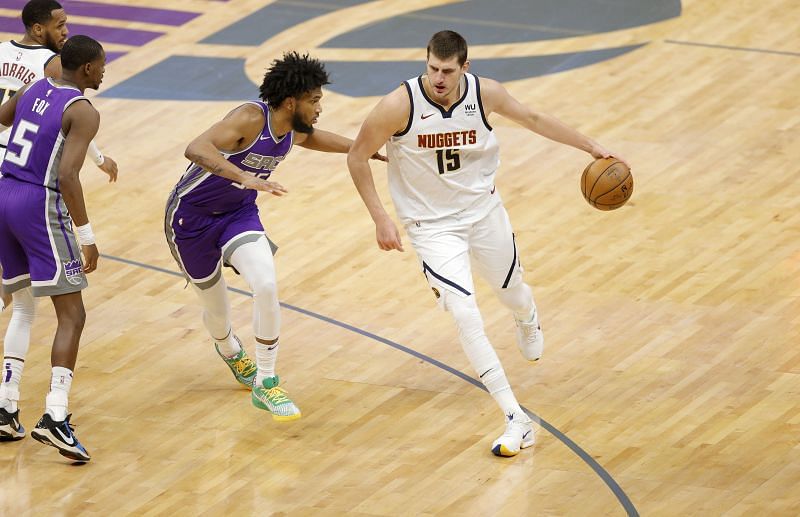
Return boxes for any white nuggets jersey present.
[0,41,56,147]
[386,72,499,224]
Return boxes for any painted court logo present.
[101,1,681,101]
[63,259,84,285]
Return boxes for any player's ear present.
[463,60,470,73]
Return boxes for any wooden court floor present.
[1,0,799,515]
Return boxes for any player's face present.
[291,87,322,134]
[426,54,468,103]
[39,9,69,53]
[86,52,106,90]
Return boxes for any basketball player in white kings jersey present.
[348,30,627,457]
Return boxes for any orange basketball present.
[580,157,633,210]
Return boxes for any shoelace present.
[233,357,256,375]
[260,386,291,405]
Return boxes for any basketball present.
[580,157,633,210]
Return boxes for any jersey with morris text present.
[0,41,56,147]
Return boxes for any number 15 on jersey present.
[436,148,461,175]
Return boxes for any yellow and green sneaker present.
[252,376,301,421]
[215,339,257,389]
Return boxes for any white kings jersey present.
[386,72,500,224]
[0,41,56,147]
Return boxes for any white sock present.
[215,330,242,358]
[46,366,73,421]
[1,358,24,412]
[255,341,279,386]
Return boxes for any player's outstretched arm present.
[185,104,287,196]
[296,129,387,161]
[480,77,627,164]
[347,86,408,252]
[59,101,101,273]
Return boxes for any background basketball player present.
[0,35,108,462]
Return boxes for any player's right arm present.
[59,100,101,273]
[0,82,30,127]
[347,86,410,252]
[184,104,287,196]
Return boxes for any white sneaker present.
[515,311,544,361]
[491,417,535,457]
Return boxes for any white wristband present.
[75,223,95,245]
[88,140,104,166]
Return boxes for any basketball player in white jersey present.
[348,30,627,457]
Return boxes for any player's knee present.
[250,277,278,304]
[58,303,86,331]
[11,289,36,323]
[445,293,485,337]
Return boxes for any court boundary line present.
[665,39,800,57]
[101,252,639,516]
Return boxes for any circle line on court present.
[100,252,639,516]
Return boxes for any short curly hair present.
[22,0,62,29]
[259,52,330,107]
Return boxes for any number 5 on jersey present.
[5,120,40,167]
[436,148,461,175]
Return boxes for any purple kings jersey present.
[0,78,87,189]
[173,101,294,213]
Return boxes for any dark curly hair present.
[259,52,330,107]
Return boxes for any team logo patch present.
[431,287,440,299]
[63,259,84,285]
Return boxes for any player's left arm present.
[59,101,101,272]
[88,140,118,182]
[295,129,387,161]
[480,77,624,163]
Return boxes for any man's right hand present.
[375,215,404,252]
[241,176,288,196]
[82,244,99,274]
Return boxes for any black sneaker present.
[31,413,90,462]
[0,406,25,441]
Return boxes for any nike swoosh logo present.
[267,345,278,351]
[479,368,493,378]
[420,113,435,120]
[259,135,272,141]
[55,426,75,446]
[523,430,532,439]
[490,186,496,194]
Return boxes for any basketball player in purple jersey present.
[0,35,106,461]
[166,52,384,420]
[0,2,118,414]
